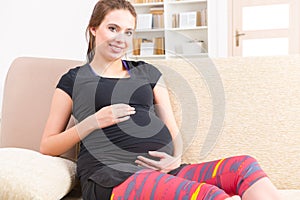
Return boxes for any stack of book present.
[140,39,154,56]
[136,14,153,30]
[132,37,165,56]
[172,8,207,28]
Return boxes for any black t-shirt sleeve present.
[147,64,162,89]
[127,60,162,89]
[56,67,79,98]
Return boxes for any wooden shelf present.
[135,28,165,33]
[166,26,208,31]
[168,0,207,5]
[129,54,166,60]
[132,2,164,7]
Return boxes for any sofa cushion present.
[0,148,76,199]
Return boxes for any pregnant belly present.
[103,108,174,155]
[80,108,174,166]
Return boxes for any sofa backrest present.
[146,56,300,190]
[0,57,82,160]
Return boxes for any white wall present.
[0,0,98,114]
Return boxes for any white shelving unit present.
[129,0,208,59]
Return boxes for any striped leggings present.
[111,155,267,199]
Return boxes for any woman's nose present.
[114,33,131,43]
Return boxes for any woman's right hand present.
[94,104,135,128]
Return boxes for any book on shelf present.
[200,8,207,26]
[136,13,152,30]
[150,6,164,29]
[132,38,142,55]
[154,37,165,55]
[179,11,197,28]
[172,13,179,28]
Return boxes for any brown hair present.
[86,0,137,62]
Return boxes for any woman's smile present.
[109,43,125,54]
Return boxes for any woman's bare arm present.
[40,89,96,156]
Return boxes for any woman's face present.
[91,9,135,61]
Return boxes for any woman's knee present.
[233,155,267,196]
[235,155,262,174]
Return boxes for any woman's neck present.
[89,56,127,78]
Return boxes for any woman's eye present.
[108,26,117,32]
[126,31,133,36]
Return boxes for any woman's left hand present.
[135,151,181,173]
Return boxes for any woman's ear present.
[90,27,97,36]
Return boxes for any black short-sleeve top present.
[56,60,175,195]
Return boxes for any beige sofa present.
[0,56,300,199]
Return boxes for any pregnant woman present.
[40,0,282,199]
